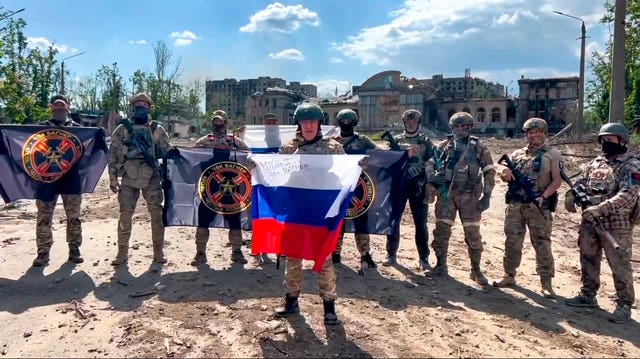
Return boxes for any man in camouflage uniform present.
[425,111,495,285]
[383,109,434,270]
[191,110,251,266]
[108,93,172,266]
[331,109,383,273]
[32,94,84,266]
[565,122,640,324]
[273,102,345,325]
[492,118,562,298]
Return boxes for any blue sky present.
[4,0,609,98]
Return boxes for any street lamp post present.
[60,51,86,95]
[553,10,586,141]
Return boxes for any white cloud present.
[268,48,304,61]
[491,9,538,26]
[169,31,201,46]
[26,37,68,53]
[71,48,78,53]
[240,2,319,33]
[329,57,344,64]
[308,78,352,98]
[128,39,147,45]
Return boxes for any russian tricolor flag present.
[249,154,364,271]
[236,125,340,153]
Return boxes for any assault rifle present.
[382,130,401,151]
[559,169,620,250]
[430,147,450,214]
[120,119,158,171]
[498,154,544,215]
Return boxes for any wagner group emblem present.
[346,170,375,219]
[198,161,251,214]
[22,129,84,183]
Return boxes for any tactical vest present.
[341,134,367,154]
[121,119,159,162]
[584,157,621,205]
[397,133,430,179]
[512,147,546,191]
[441,136,481,189]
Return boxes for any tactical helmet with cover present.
[337,109,358,125]
[293,102,324,124]
[598,122,630,144]
[522,118,547,133]
[129,92,153,107]
[402,109,422,122]
[449,111,474,127]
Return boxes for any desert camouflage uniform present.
[427,136,496,271]
[333,133,381,256]
[279,133,345,300]
[35,118,83,254]
[108,120,171,262]
[502,143,562,281]
[573,152,640,306]
[193,134,250,254]
[386,132,434,262]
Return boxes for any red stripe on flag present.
[251,218,342,272]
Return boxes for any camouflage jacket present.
[279,133,345,155]
[509,143,563,193]
[395,132,434,181]
[108,121,172,188]
[194,133,249,151]
[427,135,495,195]
[576,151,640,229]
[39,118,81,127]
[336,133,381,154]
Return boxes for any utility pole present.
[553,10,586,140]
[60,51,86,95]
[609,0,626,123]
[0,8,25,21]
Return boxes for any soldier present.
[383,109,434,270]
[108,93,172,266]
[425,111,495,285]
[331,109,383,273]
[273,102,345,325]
[191,110,251,266]
[32,94,84,266]
[492,118,562,298]
[263,112,279,126]
[565,123,640,324]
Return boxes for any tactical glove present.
[564,191,577,213]
[582,205,603,223]
[109,177,120,194]
[477,192,491,212]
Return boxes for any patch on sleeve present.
[631,172,640,185]
[559,161,564,170]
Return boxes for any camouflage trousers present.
[578,221,634,306]
[285,256,336,300]
[502,202,554,279]
[117,182,164,247]
[35,194,82,252]
[432,189,483,257]
[195,228,242,250]
[334,225,370,256]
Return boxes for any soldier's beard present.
[404,124,419,136]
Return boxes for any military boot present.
[111,245,129,266]
[323,299,340,325]
[357,252,377,275]
[426,254,447,276]
[231,249,247,264]
[540,277,556,298]
[32,250,50,267]
[469,251,488,285]
[190,241,208,266]
[419,256,431,271]
[565,293,598,308]
[153,244,167,264]
[382,254,397,266]
[331,252,341,264]
[492,274,516,288]
[68,245,84,264]
[274,293,299,318]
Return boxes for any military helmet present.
[449,111,474,127]
[212,109,228,123]
[402,109,422,121]
[293,102,324,124]
[522,118,548,133]
[129,92,153,106]
[598,122,630,144]
[337,109,358,125]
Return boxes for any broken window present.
[476,108,486,122]
[491,107,501,122]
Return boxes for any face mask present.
[133,106,149,121]
[51,110,67,123]
[339,122,354,136]
[213,124,226,135]
[601,140,627,156]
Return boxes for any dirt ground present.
[0,137,639,358]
